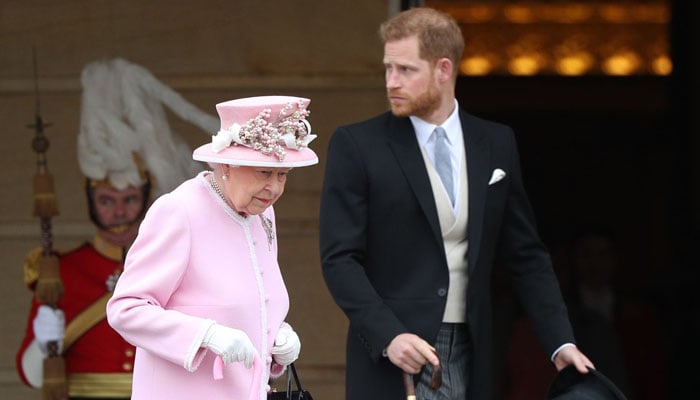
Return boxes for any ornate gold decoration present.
[427,0,671,76]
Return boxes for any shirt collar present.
[411,99,461,147]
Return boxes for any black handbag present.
[268,363,313,400]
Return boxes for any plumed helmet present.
[77,57,218,198]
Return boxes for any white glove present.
[271,323,300,366]
[32,305,65,356]
[202,324,257,368]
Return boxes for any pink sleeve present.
[106,192,213,371]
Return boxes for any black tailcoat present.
[320,109,574,400]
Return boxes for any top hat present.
[193,96,318,168]
[546,365,627,400]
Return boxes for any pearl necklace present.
[208,173,228,205]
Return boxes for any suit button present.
[122,362,133,371]
[437,288,447,297]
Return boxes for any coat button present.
[437,288,447,297]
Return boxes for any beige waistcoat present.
[419,144,469,323]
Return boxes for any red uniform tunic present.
[16,237,134,398]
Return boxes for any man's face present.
[384,35,441,120]
[92,185,145,229]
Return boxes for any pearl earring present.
[222,174,228,181]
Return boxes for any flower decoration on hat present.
[210,99,315,161]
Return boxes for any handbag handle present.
[283,363,306,398]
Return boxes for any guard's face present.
[384,35,442,119]
[92,185,145,228]
[223,166,290,216]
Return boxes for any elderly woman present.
[106,96,317,400]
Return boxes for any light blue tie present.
[433,126,454,205]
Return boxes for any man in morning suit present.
[319,7,594,400]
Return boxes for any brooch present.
[259,214,275,251]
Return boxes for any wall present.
[0,1,391,399]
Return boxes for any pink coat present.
[107,172,290,400]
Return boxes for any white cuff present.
[550,342,576,362]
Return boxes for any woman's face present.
[223,165,291,215]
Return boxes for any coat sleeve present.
[106,192,214,372]
[498,129,575,355]
[319,127,407,361]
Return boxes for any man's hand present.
[386,333,440,374]
[553,345,595,374]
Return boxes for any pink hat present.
[193,96,318,167]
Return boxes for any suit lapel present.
[386,116,443,245]
[384,111,491,267]
[462,112,489,273]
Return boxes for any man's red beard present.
[387,84,441,119]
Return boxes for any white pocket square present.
[488,168,506,185]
